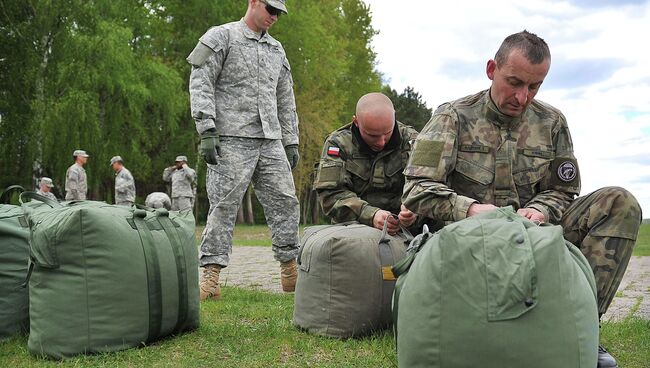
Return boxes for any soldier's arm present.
[313,141,379,226]
[402,110,478,222]
[162,167,173,182]
[188,28,226,135]
[183,165,197,183]
[524,114,579,224]
[276,55,299,147]
[67,168,80,200]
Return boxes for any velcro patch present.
[410,140,444,167]
[327,146,340,157]
[551,157,579,186]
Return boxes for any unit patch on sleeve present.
[557,161,577,182]
[327,146,340,157]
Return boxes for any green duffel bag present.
[23,195,199,359]
[0,186,30,341]
[393,207,599,368]
[293,221,409,338]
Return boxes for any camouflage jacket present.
[36,190,57,201]
[65,163,87,200]
[162,165,197,198]
[115,167,136,204]
[403,90,580,224]
[187,19,299,147]
[313,121,419,226]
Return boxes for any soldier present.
[145,192,172,210]
[162,156,197,211]
[36,177,57,201]
[110,156,136,207]
[65,149,89,200]
[314,92,425,235]
[187,0,300,300]
[402,30,642,368]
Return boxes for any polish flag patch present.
[327,146,340,157]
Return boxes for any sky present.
[363,0,650,217]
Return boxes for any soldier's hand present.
[517,207,545,223]
[467,203,498,217]
[284,144,300,170]
[200,129,221,165]
[373,209,399,235]
[398,204,417,228]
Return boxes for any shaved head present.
[353,92,395,152]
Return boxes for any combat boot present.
[199,264,222,301]
[597,345,617,368]
[280,259,298,292]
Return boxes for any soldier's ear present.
[352,115,358,127]
[486,59,497,80]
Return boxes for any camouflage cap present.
[73,149,89,158]
[40,177,54,188]
[175,155,188,162]
[110,155,123,166]
[265,0,288,14]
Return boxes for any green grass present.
[2,287,648,367]
[634,223,650,256]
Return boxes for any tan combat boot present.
[280,259,298,292]
[199,264,222,301]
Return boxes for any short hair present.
[494,30,550,66]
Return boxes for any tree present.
[382,85,432,132]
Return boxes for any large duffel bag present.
[393,207,599,368]
[0,186,31,341]
[23,195,199,358]
[293,222,409,338]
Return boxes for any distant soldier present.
[145,192,172,210]
[65,149,89,200]
[162,155,197,210]
[110,156,136,207]
[36,177,57,201]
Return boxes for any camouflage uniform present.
[36,189,57,201]
[114,167,136,206]
[403,90,642,314]
[145,192,172,210]
[314,121,424,231]
[162,164,197,211]
[65,163,87,200]
[187,19,300,267]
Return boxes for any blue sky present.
[364,0,650,217]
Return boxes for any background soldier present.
[36,177,57,201]
[145,192,172,210]
[187,0,300,300]
[110,156,136,207]
[402,30,642,368]
[65,149,89,200]
[313,92,422,235]
[162,155,197,211]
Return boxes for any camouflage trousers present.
[199,137,300,267]
[560,186,642,315]
[171,196,194,211]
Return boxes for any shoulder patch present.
[557,161,577,182]
[410,140,444,168]
[550,157,580,188]
[327,146,340,157]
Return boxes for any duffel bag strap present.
[19,191,62,208]
[132,209,163,343]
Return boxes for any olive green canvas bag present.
[22,195,199,359]
[293,221,408,338]
[393,207,599,368]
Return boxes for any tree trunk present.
[311,189,321,224]
[244,185,254,225]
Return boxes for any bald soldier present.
[402,30,641,368]
[313,92,422,235]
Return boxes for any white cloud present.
[366,0,650,216]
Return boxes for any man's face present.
[175,161,184,169]
[252,0,280,32]
[354,112,394,152]
[77,156,88,165]
[111,162,121,172]
[486,49,550,117]
[40,183,51,192]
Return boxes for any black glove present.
[200,129,221,164]
[284,144,299,170]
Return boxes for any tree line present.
[0,0,431,224]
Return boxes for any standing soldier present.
[65,149,89,200]
[36,177,57,201]
[187,0,300,300]
[110,156,136,207]
[162,155,197,211]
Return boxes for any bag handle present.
[0,185,25,204]
[19,191,62,208]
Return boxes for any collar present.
[239,18,268,42]
[483,89,523,129]
[351,121,401,155]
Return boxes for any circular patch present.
[557,161,577,182]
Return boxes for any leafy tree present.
[382,85,432,132]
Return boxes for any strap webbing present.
[132,213,163,342]
[378,218,397,321]
[158,215,189,333]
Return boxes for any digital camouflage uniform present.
[36,189,57,201]
[187,19,300,267]
[314,121,426,232]
[145,192,172,210]
[114,167,136,206]
[162,164,197,211]
[65,163,87,200]
[403,90,642,314]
